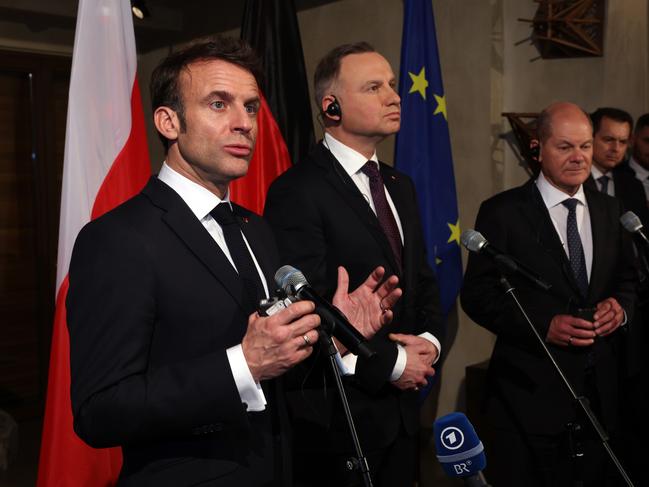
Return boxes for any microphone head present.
[274,265,309,295]
[433,412,486,478]
[620,211,643,233]
[460,229,488,253]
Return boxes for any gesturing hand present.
[332,266,401,340]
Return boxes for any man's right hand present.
[546,314,597,347]
[242,301,320,382]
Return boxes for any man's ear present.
[154,106,181,142]
[530,138,541,162]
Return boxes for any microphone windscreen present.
[274,265,307,294]
[620,211,643,233]
[433,412,486,478]
[460,229,487,253]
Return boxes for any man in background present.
[629,113,649,204]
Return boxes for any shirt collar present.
[536,171,587,209]
[324,132,378,177]
[157,162,230,220]
[590,164,607,180]
[629,157,649,180]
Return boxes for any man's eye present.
[245,104,259,114]
[211,101,225,109]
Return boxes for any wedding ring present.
[568,336,573,346]
[302,334,311,346]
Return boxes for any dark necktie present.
[360,161,403,273]
[210,203,263,312]
[561,198,589,297]
[597,175,609,194]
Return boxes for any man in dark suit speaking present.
[264,42,443,487]
[66,37,400,487]
[461,102,636,486]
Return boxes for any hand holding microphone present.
[275,265,401,359]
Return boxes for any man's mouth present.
[224,144,252,157]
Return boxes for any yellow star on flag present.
[408,67,428,100]
[435,257,442,266]
[447,219,460,245]
[433,93,447,120]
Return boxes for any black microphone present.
[461,229,552,291]
[274,265,375,359]
[620,211,649,251]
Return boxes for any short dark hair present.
[635,113,649,134]
[590,107,633,134]
[536,103,591,142]
[150,36,262,150]
[313,42,376,109]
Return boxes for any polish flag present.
[37,0,150,485]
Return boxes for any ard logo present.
[440,426,465,450]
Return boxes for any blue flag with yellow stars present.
[395,0,462,316]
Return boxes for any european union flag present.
[395,0,462,316]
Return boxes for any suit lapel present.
[143,178,247,309]
[314,144,401,274]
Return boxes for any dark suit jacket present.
[586,165,649,376]
[264,142,443,451]
[460,179,636,435]
[67,177,286,487]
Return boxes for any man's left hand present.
[593,297,624,337]
[332,266,401,341]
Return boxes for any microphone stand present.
[319,329,373,487]
[498,276,634,487]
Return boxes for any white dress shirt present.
[158,162,267,412]
[323,133,441,379]
[536,172,593,279]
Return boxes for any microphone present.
[620,211,649,249]
[433,412,490,487]
[274,265,375,359]
[461,229,552,291]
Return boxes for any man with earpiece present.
[264,42,444,487]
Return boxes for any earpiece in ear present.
[324,96,342,120]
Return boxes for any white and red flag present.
[37,0,150,485]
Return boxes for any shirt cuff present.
[419,332,442,364]
[335,347,357,376]
[389,343,407,381]
[226,344,267,412]
[621,309,628,326]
